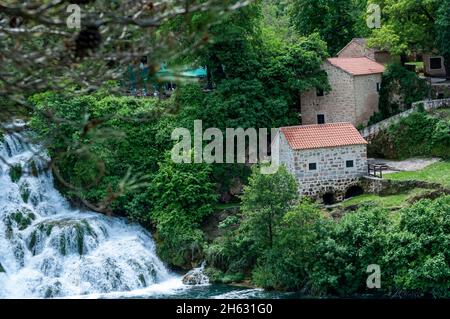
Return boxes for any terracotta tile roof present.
[327,57,385,76]
[280,123,368,150]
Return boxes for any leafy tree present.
[260,33,330,112]
[146,153,218,268]
[373,63,428,121]
[368,0,450,74]
[436,0,450,79]
[241,165,298,250]
[310,205,391,296]
[252,200,329,291]
[290,0,363,55]
[383,197,450,298]
[368,0,438,57]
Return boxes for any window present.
[316,89,324,97]
[430,57,442,70]
[376,82,381,92]
[317,114,325,124]
[309,163,317,171]
[346,160,354,168]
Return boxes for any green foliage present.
[435,0,450,78]
[290,0,367,55]
[206,165,299,275]
[375,64,428,121]
[309,205,391,296]
[382,197,450,297]
[131,154,218,268]
[241,165,298,250]
[9,164,23,183]
[368,111,450,159]
[368,0,438,56]
[252,200,328,291]
[30,92,173,204]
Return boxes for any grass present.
[341,161,450,209]
[341,188,428,209]
[384,161,450,188]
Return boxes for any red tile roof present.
[280,123,367,150]
[327,57,385,75]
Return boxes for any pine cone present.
[74,26,102,58]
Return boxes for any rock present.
[0,262,5,273]
[182,264,209,286]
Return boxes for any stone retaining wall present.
[359,98,450,140]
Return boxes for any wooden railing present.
[368,164,388,178]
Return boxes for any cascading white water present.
[0,121,180,298]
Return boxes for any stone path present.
[368,158,441,174]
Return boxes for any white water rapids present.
[0,123,186,298]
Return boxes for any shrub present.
[382,197,450,298]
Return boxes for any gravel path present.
[368,158,441,173]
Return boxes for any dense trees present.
[368,110,450,159]
[4,0,449,297]
[436,0,450,79]
[207,166,450,297]
[290,0,369,55]
[369,0,450,74]
[372,63,428,122]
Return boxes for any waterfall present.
[0,122,179,298]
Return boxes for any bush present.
[144,154,218,268]
[377,63,428,121]
[252,200,328,291]
[309,205,391,296]
[368,111,450,160]
[382,197,450,298]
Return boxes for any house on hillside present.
[337,38,393,65]
[277,123,368,204]
[300,57,385,126]
[423,54,447,78]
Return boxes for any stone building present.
[277,123,368,204]
[300,57,385,126]
[337,38,393,64]
[423,54,447,78]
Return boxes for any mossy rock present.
[3,208,36,235]
[204,267,245,284]
[20,182,31,203]
[9,164,23,183]
[28,218,97,256]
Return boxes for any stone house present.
[337,38,393,64]
[423,54,447,78]
[300,57,385,126]
[277,123,368,204]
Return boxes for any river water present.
[0,123,292,299]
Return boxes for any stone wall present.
[353,73,382,125]
[360,98,450,140]
[278,133,368,202]
[300,62,382,126]
[301,63,356,125]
